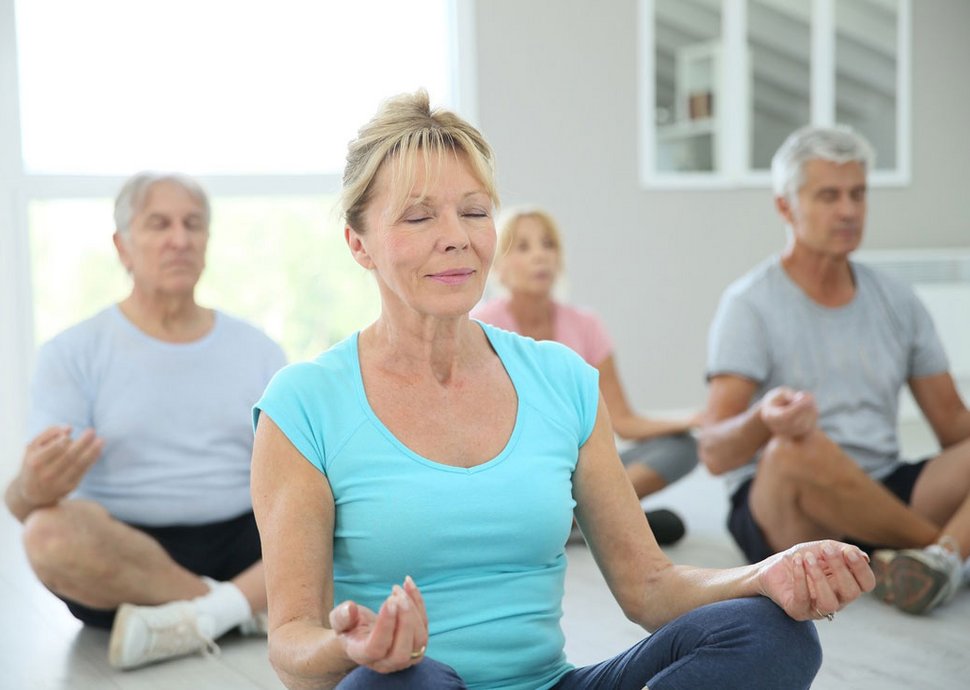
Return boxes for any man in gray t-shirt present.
[4,173,286,670]
[701,126,970,617]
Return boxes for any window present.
[640,0,910,188]
[16,0,456,175]
[0,0,469,464]
[28,197,380,362]
[10,0,465,357]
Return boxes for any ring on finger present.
[409,644,427,659]
[814,606,834,621]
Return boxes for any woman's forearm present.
[632,562,763,631]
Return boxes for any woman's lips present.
[428,269,474,285]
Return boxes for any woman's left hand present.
[757,540,876,621]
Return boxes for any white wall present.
[2,0,968,469]
[473,0,970,413]
[0,0,30,474]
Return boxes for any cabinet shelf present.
[657,117,716,141]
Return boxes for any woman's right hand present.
[329,576,429,674]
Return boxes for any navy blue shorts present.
[728,459,929,563]
[60,510,262,629]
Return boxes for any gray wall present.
[474,0,970,412]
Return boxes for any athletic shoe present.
[646,508,686,546]
[238,611,269,636]
[889,543,963,615]
[109,601,219,670]
[870,549,897,604]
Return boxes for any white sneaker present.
[238,611,269,636]
[889,542,964,615]
[108,601,220,670]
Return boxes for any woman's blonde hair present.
[496,206,563,260]
[341,90,499,232]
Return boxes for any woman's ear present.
[345,225,375,270]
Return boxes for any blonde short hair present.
[496,207,563,260]
[341,90,499,233]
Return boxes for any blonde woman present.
[472,208,698,545]
[250,91,874,690]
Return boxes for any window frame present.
[638,0,911,189]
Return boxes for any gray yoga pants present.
[619,432,699,485]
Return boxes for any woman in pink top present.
[472,207,699,545]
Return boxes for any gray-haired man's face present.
[779,159,867,258]
[115,181,209,295]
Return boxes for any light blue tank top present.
[255,322,599,690]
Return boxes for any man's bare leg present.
[749,431,940,553]
[23,500,210,608]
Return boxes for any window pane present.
[836,0,898,169]
[747,0,811,169]
[654,0,722,172]
[16,0,454,174]
[29,197,380,362]
[29,200,129,343]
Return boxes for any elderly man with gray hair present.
[4,172,286,668]
[700,125,970,615]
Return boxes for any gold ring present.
[814,607,834,621]
[409,645,426,659]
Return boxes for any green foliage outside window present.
[29,196,380,363]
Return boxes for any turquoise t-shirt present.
[254,322,599,690]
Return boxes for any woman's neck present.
[363,313,486,386]
[506,291,556,340]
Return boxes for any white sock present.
[192,578,253,639]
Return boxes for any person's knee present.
[23,507,75,578]
[336,657,466,689]
[761,433,825,483]
[662,598,821,688]
[744,599,822,682]
[22,501,108,582]
[626,433,700,485]
[762,432,857,496]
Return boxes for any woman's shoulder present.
[480,321,591,382]
[265,335,358,394]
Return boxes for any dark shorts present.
[61,510,262,629]
[728,459,929,564]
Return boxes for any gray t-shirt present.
[28,305,287,526]
[706,257,949,495]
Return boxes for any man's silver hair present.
[770,125,875,202]
[113,172,210,234]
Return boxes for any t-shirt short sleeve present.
[706,286,769,384]
[28,337,95,438]
[254,362,331,475]
[905,290,950,379]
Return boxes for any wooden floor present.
[2,421,968,689]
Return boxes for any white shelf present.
[657,117,716,141]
